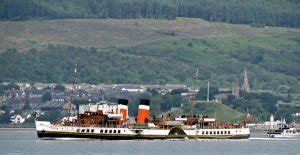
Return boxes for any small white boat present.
[267,127,300,138]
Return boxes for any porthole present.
[100,130,103,133]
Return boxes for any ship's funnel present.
[117,99,128,120]
[137,99,150,124]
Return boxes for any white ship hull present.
[36,121,250,140]
[267,127,300,138]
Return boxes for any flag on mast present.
[247,113,252,121]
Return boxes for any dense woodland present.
[0,38,299,93]
[0,0,299,27]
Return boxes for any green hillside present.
[0,0,299,27]
[161,102,245,122]
[192,102,245,122]
[0,18,298,51]
[0,18,299,92]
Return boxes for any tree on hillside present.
[54,84,65,92]
[23,93,31,110]
[0,106,11,124]
[196,86,219,101]
[38,110,63,121]
[42,91,52,102]
[0,83,20,91]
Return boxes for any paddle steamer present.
[36,99,250,140]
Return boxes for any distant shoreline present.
[0,123,35,129]
[0,128,35,130]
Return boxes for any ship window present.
[109,130,112,133]
[221,131,223,134]
[91,129,94,133]
[87,129,90,132]
[217,131,219,134]
[105,130,108,133]
[213,131,216,135]
[118,130,121,134]
[77,129,80,132]
[210,131,212,134]
[113,130,116,133]
[81,129,85,132]
[100,130,103,133]
[224,131,227,134]
[202,131,205,135]
[228,131,230,134]
[206,131,208,135]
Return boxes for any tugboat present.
[36,98,250,140]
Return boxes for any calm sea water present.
[0,129,300,155]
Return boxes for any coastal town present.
[1,69,299,130]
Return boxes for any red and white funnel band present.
[138,105,149,110]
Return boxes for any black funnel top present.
[118,99,128,105]
[140,99,150,106]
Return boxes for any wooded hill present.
[0,0,299,27]
[0,19,299,93]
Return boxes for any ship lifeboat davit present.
[107,113,123,119]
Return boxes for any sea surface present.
[0,129,300,155]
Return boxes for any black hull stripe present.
[37,132,250,140]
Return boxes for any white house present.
[113,85,145,93]
[10,115,26,124]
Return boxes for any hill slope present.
[0,18,299,92]
[161,102,245,122]
[0,18,298,52]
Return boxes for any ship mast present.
[189,68,198,116]
[189,90,196,116]
[67,65,77,122]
